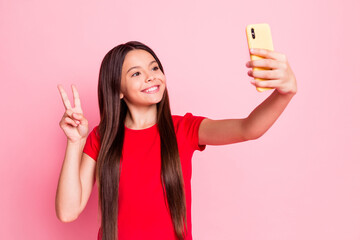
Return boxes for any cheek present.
[127,81,144,96]
[160,74,167,85]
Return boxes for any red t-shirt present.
[83,112,207,240]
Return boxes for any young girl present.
[55,41,297,240]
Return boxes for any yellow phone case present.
[246,23,274,92]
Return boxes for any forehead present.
[123,49,156,68]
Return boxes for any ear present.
[120,92,124,99]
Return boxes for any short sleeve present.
[83,126,100,161]
[182,112,207,151]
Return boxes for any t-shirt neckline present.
[124,123,158,132]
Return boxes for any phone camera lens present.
[251,28,255,39]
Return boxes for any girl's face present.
[120,49,166,108]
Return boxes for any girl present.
[55,41,297,240]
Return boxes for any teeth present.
[145,86,158,92]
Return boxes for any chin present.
[151,93,165,105]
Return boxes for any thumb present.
[72,112,81,119]
[72,113,86,124]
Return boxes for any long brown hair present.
[96,41,187,240]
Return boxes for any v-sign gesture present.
[57,84,88,143]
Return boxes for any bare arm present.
[55,141,96,222]
[55,85,95,222]
[199,48,297,145]
[199,90,294,145]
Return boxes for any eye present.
[131,72,140,77]
[152,66,159,71]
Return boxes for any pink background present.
[1,0,359,239]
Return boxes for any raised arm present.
[55,84,96,222]
[198,48,297,146]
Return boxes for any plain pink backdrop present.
[1,0,359,239]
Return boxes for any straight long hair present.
[96,41,187,240]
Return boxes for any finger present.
[248,69,282,80]
[72,112,86,125]
[65,109,76,119]
[64,117,79,127]
[57,85,72,110]
[252,79,281,88]
[72,112,81,120]
[65,109,73,116]
[246,59,282,70]
[71,84,82,109]
[250,48,287,62]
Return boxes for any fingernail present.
[76,121,80,124]
[250,48,254,53]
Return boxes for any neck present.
[124,104,157,130]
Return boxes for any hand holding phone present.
[246,23,274,92]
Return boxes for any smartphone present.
[246,23,274,92]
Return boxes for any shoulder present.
[171,112,207,134]
[83,125,101,161]
[172,112,201,126]
[172,112,207,151]
[92,125,100,135]
[88,125,100,141]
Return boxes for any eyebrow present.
[126,60,157,74]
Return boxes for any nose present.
[146,74,155,82]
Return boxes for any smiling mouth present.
[142,85,160,93]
